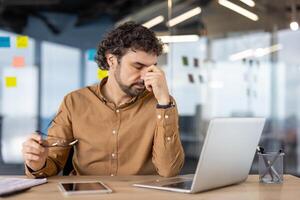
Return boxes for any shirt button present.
[165,115,169,119]
[116,109,120,113]
[111,174,114,176]
[157,115,162,119]
[112,153,116,158]
[112,130,116,135]
[167,137,171,141]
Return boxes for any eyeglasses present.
[36,111,78,148]
[36,131,78,148]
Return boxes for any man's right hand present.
[22,133,48,171]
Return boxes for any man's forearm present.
[152,106,185,177]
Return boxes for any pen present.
[34,111,78,147]
[259,148,283,180]
[35,110,62,137]
[257,146,274,180]
[257,146,282,181]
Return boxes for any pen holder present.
[258,152,284,184]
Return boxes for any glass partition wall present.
[161,0,300,175]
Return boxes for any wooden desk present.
[2,175,300,199]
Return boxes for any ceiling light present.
[229,44,282,61]
[290,21,299,31]
[290,2,299,31]
[218,0,258,21]
[157,35,199,43]
[229,49,254,61]
[254,44,282,57]
[162,44,169,53]
[167,7,201,27]
[239,0,255,7]
[142,16,165,28]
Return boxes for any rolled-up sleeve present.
[152,99,185,177]
[25,94,74,178]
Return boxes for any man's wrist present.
[156,100,175,109]
[27,161,47,173]
[157,96,170,105]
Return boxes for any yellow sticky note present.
[12,56,25,67]
[97,69,108,80]
[16,36,29,48]
[5,77,17,88]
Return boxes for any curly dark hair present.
[95,22,163,70]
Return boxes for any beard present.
[114,64,145,97]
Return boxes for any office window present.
[84,49,99,86]
[40,41,81,131]
[0,30,37,163]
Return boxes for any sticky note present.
[97,69,108,80]
[199,75,204,83]
[194,58,199,67]
[5,77,17,88]
[188,74,194,83]
[182,56,188,66]
[12,56,25,67]
[88,49,97,61]
[246,88,251,97]
[16,36,29,48]
[0,37,10,48]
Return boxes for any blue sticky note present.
[0,37,10,48]
[88,49,96,61]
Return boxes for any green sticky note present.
[182,56,188,66]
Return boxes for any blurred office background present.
[0,0,300,176]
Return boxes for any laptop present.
[133,118,265,193]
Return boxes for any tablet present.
[58,181,112,195]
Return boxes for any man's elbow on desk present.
[155,153,185,178]
[156,162,185,178]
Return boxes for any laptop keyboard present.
[161,180,193,189]
[153,177,193,189]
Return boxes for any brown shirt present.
[25,78,184,178]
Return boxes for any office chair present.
[62,147,74,175]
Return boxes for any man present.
[22,22,184,178]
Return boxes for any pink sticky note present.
[12,56,25,67]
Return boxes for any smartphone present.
[58,181,112,195]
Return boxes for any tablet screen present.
[61,182,109,192]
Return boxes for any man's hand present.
[22,133,48,171]
[142,65,170,105]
